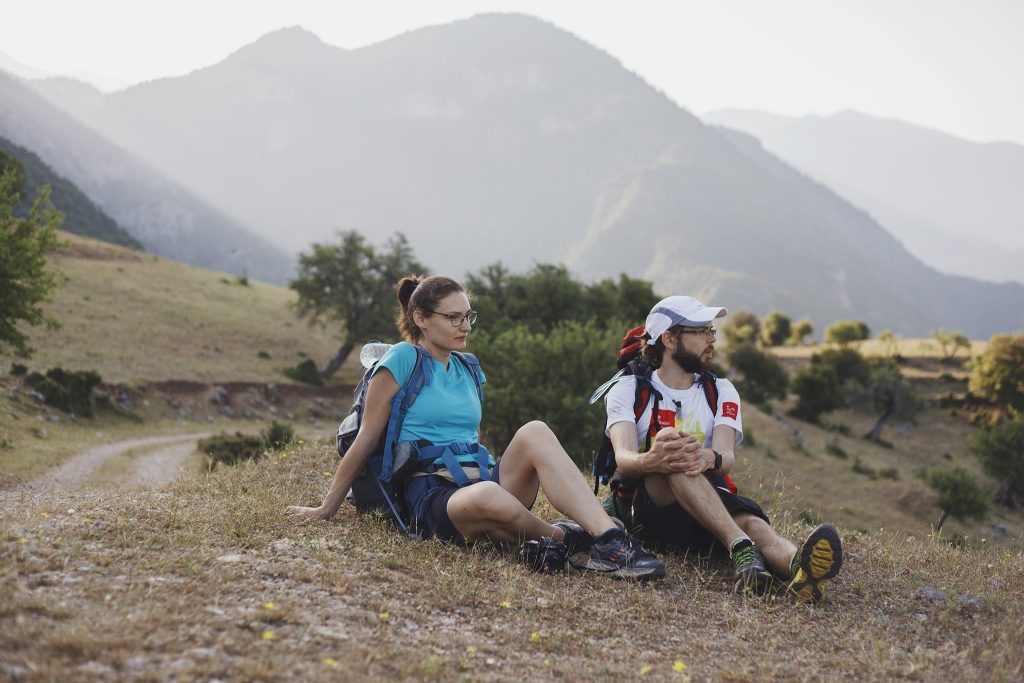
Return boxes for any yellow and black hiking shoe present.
[787,523,843,604]
[731,538,773,595]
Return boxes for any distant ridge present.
[1,134,142,249]
[27,14,1024,336]
[0,71,294,283]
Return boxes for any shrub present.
[24,367,102,416]
[932,329,970,364]
[262,421,295,450]
[824,439,848,459]
[760,311,792,348]
[257,350,271,359]
[969,333,1024,417]
[789,319,813,346]
[725,343,788,404]
[722,311,760,348]
[9,363,27,376]
[825,320,870,346]
[852,457,877,479]
[284,359,323,386]
[925,467,989,531]
[791,364,841,422]
[199,432,264,468]
[972,416,1024,506]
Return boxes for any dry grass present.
[2,443,1022,681]
[0,231,363,385]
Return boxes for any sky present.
[1,0,1022,145]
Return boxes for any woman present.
[288,275,664,579]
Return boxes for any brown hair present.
[640,326,685,369]
[395,275,466,342]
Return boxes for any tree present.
[932,329,971,364]
[760,310,792,348]
[968,333,1024,417]
[847,357,919,442]
[726,344,788,404]
[924,467,989,532]
[789,319,813,346]
[825,320,871,346]
[0,163,63,358]
[972,416,1024,507]
[722,311,760,348]
[790,347,870,423]
[876,329,900,358]
[290,231,425,379]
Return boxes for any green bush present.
[925,467,989,531]
[9,363,27,376]
[789,319,813,346]
[284,359,323,386]
[725,343,788,404]
[972,416,1024,506]
[199,432,265,468]
[262,421,295,450]
[824,439,848,459]
[969,333,1024,417]
[760,311,792,348]
[24,367,102,416]
[722,311,760,348]
[825,320,871,346]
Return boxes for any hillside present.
[28,15,1024,338]
[0,134,142,249]
[0,71,294,284]
[704,109,1024,284]
[0,232,344,383]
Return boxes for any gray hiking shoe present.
[586,528,666,581]
[731,538,772,595]
[522,538,568,575]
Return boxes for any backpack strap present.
[452,351,485,401]
[698,371,739,494]
[379,345,434,484]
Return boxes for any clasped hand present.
[644,427,708,477]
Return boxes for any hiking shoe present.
[522,538,568,575]
[787,524,843,604]
[584,528,666,581]
[731,539,772,595]
[551,519,595,556]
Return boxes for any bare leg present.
[644,472,746,548]
[496,421,616,536]
[736,514,797,577]
[446,481,558,542]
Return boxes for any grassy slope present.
[1,443,1021,681]
[0,231,357,384]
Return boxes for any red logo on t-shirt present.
[656,409,675,429]
[722,402,739,420]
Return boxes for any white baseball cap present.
[645,296,727,346]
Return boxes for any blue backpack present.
[337,343,490,537]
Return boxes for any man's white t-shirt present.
[604,370,743,448]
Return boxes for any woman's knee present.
[512,420,555,446]
[453,481,521,525]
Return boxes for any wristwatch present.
[710,449,723,472]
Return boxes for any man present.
[604,295,843,602]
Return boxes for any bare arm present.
[287,369,401,521]
[609,422,700,477]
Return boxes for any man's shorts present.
[403,460,513,545]
[631,473,770,554]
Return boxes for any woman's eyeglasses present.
[429,310,478,327]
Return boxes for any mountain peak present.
[225,26,341,66]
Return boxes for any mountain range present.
[12,13,1024,337]
[705,109,1024,285]
[0,71,294,282]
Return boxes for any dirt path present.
[30,433,214,491]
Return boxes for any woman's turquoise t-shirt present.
[370,342,485,446]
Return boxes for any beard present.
[670,346,709,374]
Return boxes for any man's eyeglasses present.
[678,326,717,339]
[429,310,478,327]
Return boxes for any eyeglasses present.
[678,327,717,339]
[428,310,478,327]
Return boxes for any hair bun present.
[396,276,422,308]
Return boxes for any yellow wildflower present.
[378,611,389,622]
[324,658,338,667]
[640,665,651,675]
[261,630,275,641]
[530,631,540,643]
[324,472,333,477]
[17,537,25,545]
[298,439,305,444]
[499,600,512,608]
[41,512,49,518]
[674,661,686,673]
[264,602,276,611]
[466,646,477,654]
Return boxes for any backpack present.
[589,326,734,528]
[337,342,486,537]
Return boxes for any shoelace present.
[732,544,759,570]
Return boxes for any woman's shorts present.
[631,474,770,555]
[403,461,506,545]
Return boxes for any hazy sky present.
[2,0,1022,144]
